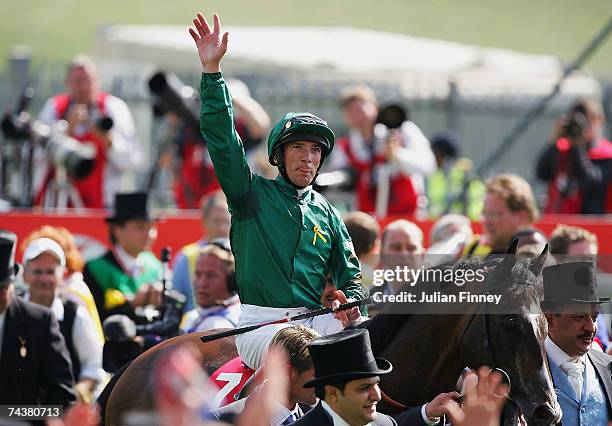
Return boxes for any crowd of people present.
[0,9,612,426]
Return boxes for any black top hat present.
[106,192,154,223]
[542,261,610,305]
[0,231,20,285]
[303,329,392,388]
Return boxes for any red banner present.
[2,210,611,268]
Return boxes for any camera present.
[562,103,590,140]
[148,71,202,139]
[377,103,409,129]
[563,111,589,139]
[1,112,95,179]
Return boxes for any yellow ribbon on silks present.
[104,288,127,310]
[312,225,328,246]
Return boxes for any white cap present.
[23,238,66,267]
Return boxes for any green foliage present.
[1,0,611,75]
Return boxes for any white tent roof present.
[95,25,600,98]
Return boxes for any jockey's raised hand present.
[189,12,228,73]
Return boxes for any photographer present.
[326,85,435,216]
[536,98,612,214]
[152,75,270,209]
[35,55,144,208]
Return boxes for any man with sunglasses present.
[189,12,367,370]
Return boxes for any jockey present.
[190,13,366,370]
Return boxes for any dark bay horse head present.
[365,240,562,425]
[459,241,561,425]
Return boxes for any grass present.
[0,0,611,76]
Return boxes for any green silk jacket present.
[200,72,365,309]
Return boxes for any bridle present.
[379,269,523,410]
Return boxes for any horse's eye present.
[503,316,519,328]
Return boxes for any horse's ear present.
[494,239,519,282]
[528,244,549,276]
[506,238,519,255]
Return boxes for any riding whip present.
[200,297,374,343]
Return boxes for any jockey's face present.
[24,252,64,308]
[546,304,599,357]
[283,141,322,188]
[194,254,231,308]
[482,193,528,251]
[327,376,381,425]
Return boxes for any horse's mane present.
[360,255,539,356]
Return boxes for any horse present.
[99,331,237,426]
[100,241,561,426]
[363,242,561,425]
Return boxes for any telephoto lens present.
[1,114,96,179]
[148,71,201,136]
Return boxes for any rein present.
[380,388,409,410]
[379,273,518,410]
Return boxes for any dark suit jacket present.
[0,296,75,407]
[293,401,426,426]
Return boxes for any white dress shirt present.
[216,381,303,426]
[269,402,302,426]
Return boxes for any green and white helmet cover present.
[267,112,335,166]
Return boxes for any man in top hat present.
[83,191,163,321]
[542,261,612,425]
[294,329,465,426]
[0,231,75,407]
[190,13,366,371]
